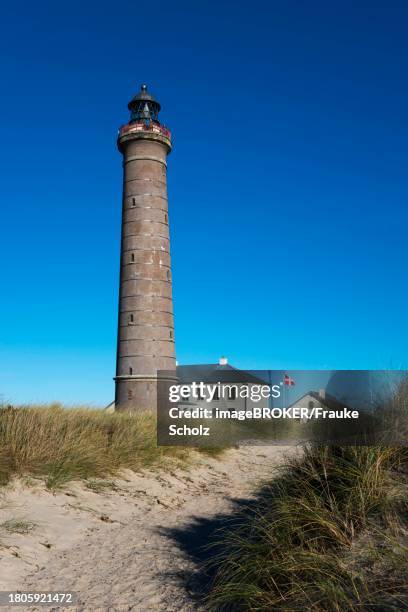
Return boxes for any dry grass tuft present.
[0,405,207,488]
[207,444,408,611]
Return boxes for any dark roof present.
[128,84,161,111]
[176,364,266,385]
[288,390,353,411]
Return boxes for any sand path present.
[0,446,292,611]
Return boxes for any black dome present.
[128,84,161,113]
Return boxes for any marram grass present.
[206,444,408,611]
[0,404,205,488]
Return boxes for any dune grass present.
[0,518,36,535]
[207,444,408,610]
[0,404,209,488]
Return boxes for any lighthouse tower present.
[115,85,176,411]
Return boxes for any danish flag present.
[284,374,295,386]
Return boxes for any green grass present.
[206,445,408,611]
[0,404,214,489]
[85,478,118,493]
[0,518,36,534]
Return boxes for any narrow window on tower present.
[132,197,136,206]
[131,253,135,263]
[129,314,134,324]
[129,367,133,375]
[169,330,173,339]
[164,213,168,223]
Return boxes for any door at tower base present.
[114,84,176,412]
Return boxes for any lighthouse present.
[115,85,176,411]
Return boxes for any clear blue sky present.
[1,1,407,405]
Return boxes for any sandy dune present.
[0,446,293,611]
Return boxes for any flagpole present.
[287,373,290,410]
[283,372,286,411]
